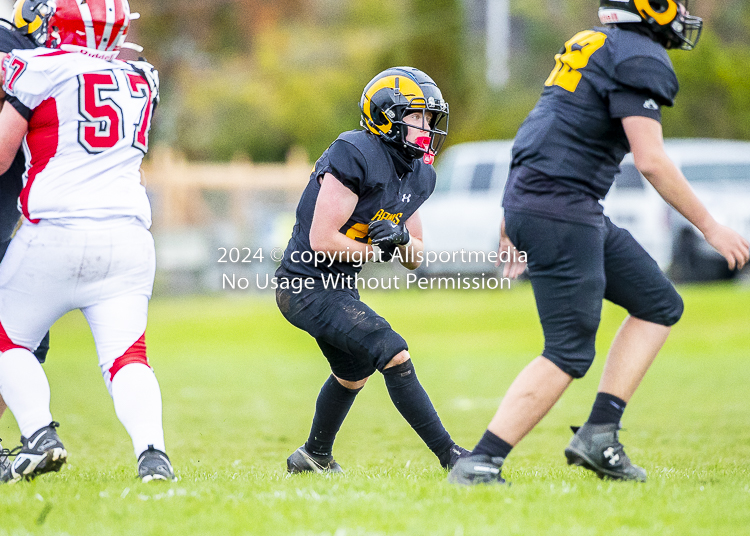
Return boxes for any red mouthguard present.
[416,136,434,165]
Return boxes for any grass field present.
[1,282,749,535]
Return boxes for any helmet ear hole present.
[367,87,401,132]
[649,0,665,12]
[369,103,387,127]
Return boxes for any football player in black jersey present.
[276,67,469,473]
[449,0,749,485]
[0,10,50,455]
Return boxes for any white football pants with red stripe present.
[0,218,166,457]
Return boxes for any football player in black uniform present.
[0,9,50,463]
[276,67,469,473]
[449,0,749,485]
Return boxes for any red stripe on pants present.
[109,333,150,380]
[0,321,28,352]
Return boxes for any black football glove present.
[368,220,411,248]
[371,243,397,263]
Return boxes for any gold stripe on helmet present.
[13,0,43,34]
[13,1,28,28]
[634,0,678,26]
[363,75,425,135]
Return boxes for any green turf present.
[1,283,749,535]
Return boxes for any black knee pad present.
[366,329,408,373]
[316,326,408,382]
[631,286,684,327]
[543,310,600,379]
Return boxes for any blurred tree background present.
[131,0,750,163]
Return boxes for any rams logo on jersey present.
[371,209,403,225]
[342,209,404,243]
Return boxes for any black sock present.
[587,392,627,425]
[305,375,361,457]
[382,360,454,460]
[472,430,513,459]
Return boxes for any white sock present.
[0,348,53,437]
[110,363,166,458]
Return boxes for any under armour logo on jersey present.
[643,99,659,111]
[402,194,412,203]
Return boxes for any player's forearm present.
[310,232,375,263]
[398,237,424,270]
[624,115,718,237]
[0,102,28,174]
[637,154,716,236]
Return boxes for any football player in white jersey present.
[0,0,174,483]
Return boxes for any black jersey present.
[503,26,678,225]
[0,24,35,241]
[0,22,35,52]
[276,130,436,281]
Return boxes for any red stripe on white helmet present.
[109,0,131,52]
[74,0,96,49]
[51,0,131,58]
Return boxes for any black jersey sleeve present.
[0,25,35,54]
[609,91,662,121]
[326,139,368,197]
[613,56,678,107]
[4,95,32,120]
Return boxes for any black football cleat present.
[564,422,647,482]
[447,454,506,485]
[0,439,11,474]
[0,422,67,483]
[442,444,472,470]
[137,445,177,482]
[287,445,343,474]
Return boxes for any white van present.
[420,139,750,280]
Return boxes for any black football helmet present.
[599,0,703,50]
[360,67,449,161]
[11,0,55,47]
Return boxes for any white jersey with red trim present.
[2,48,156,227]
